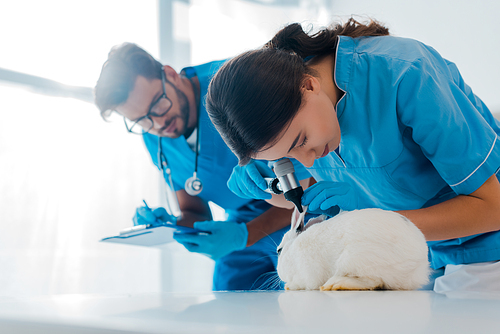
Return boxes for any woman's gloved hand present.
[133,206,176,226]
[302,181,357,216]
[227,160,274,200]
[173,221,248,260]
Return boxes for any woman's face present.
[254,76,341,168]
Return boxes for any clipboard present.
[100,224,207,247]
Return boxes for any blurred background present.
[1,0,499,296]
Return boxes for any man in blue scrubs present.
[94,43,295,290]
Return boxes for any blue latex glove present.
[133,206,176,226]
[227,159,274,200]
[302,181,358,215]
[173,221,248,260]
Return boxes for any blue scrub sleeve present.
[396,56,500,195]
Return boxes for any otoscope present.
[264,158,304,213]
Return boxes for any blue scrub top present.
[293,35,500,269]
[143,60,270,223]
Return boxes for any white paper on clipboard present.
[100,224,207,248]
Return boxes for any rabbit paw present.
[284,283,303,291]
[320,276,384,291]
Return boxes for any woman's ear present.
[301,75,321,94]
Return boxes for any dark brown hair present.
[94,43,163,118]
[206,18,389,165]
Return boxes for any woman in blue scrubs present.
[206,19,500,290]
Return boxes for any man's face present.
[116,69,190,138]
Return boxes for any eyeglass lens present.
[125,72,173,134]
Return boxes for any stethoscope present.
[158,68,203,198]
[157,131,202,218]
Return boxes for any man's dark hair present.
[94,43,163,118]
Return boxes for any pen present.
[142,199,161,225]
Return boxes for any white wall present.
[0,1,164,297]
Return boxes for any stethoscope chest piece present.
[185,174,203,196]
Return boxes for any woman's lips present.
[320,144,329,158]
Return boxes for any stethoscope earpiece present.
[185,175,203,196]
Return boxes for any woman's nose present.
[295,150,316,168]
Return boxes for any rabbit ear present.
[291,207,299,229]
[304,214,327,230]
[291,207,306,233]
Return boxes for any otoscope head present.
[273,158,304,213]
[284,187,304,213]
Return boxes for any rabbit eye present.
[277,248,282,256]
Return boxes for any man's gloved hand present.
[133,206,176,226]
[301,181,357,216]
[227,159,274,200]
[173,220,248,261]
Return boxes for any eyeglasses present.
[124,71,173,134]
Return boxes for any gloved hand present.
[227,159,274,200]
[133,206,176,226]
[302,181,357,216]
[173,220,248,260]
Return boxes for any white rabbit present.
[277,208,430,291]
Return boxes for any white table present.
[0,290,499,333]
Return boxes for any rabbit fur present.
[276,208,430,291]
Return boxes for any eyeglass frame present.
[123,69,173,134]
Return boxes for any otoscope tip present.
[295,202,304,213]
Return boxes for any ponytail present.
[264,17,389,59]
[265,18,389,60]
